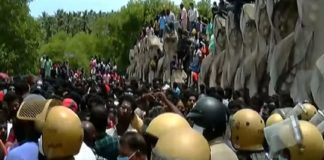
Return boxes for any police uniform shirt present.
[209,137,238,160]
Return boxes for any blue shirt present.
[5,142,38,160]
[190,53,201,72]
[174,87,181,98]
[159,16,166,30]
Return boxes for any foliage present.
[38,10,105,42]
[39,31,97,70]
[181,0,196,8]
[197,0,212,19]
[0,0,41,74]
[0,45,18,74]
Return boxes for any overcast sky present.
[29,0,219,17]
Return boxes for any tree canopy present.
[0,0,212,74]
[0,0,41,74]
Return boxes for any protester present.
[44,56,52,79]
[118,132,148,160]
[166,9,175,25]
[106,95,143,137]
[158,10,166,38]
[179,3,188,31]
[14,80,30,102]
[212,1,219,18]
[62,98,78,113]
[5,119,39,160]
[188,2,199,32]
[218,0,228,13]
[90,105,119,160]
[81,121,96,148]
[0,110,7,156]
[3,92,19,137]
[40,56,46,79]
[183,90,197,111]
[5,99,43,160]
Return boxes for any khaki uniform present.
[236,151,269,160]
[210,138,238,160]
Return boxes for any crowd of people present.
[0,65,324,160]
[40,56,84,81]
[149,1,228,39]
[0,1,324,160]
[89,57,120,84]
[138,1,230,87]
[40,55,121,85]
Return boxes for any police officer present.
[230,109,267,160]
[145,113,191,146]
[42,106,83,160]
[300,103,317,120]
[151,127,210,160]
[264,112,285,154]
[265,119,324,160]
[286,103,317,120]
[187,96,238,160]
[266,113,284,127]
[144,113,191,159]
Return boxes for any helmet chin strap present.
[192,124,205,134]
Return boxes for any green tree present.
[39,31,98,70]
[182,0,196,8]
[197,0,212,18]
[39,31,70,62]
[37,0,179,72]
[0,0,41,74]
[0,45,18,74]
[65,32,98,68]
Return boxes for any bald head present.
[82,121,96,134]
[82,121,96,147]
[90,105,108,133]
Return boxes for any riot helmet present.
[151,127,210,160]
[230,108,265,151]
[266,113,284,127]
[187,96,228,140]
[42,106,83,159]
[265,117,324,160]
[146,113,190,139]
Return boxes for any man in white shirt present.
[166,9,175,24]
[40,56,46,79]
[166,9,176,32]
[188,2,199,32]
[180,3,188,31]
